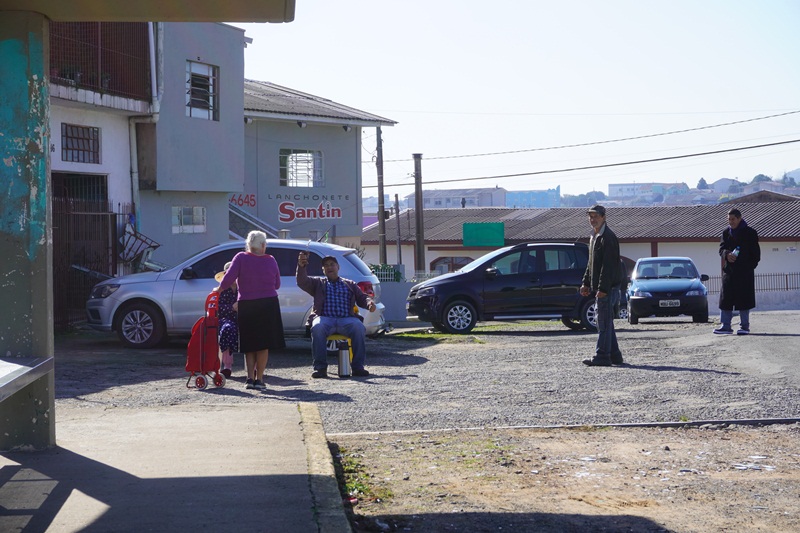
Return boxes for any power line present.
[368,109,800,163]
[363,138,800,189]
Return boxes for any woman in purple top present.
[216,231,285,391]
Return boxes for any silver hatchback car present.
[86,239,387,348]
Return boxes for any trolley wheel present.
[195,375,208,390]
[213,373,226,388]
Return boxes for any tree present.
[727,182,744,194]
[751,174,771,184]
[586,191,606,204]
[561,191,607,207]
[780,173,797,187]
[697,178,708,190]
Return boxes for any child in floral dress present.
[214,262,239,378]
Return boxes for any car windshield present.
[457,246,514,273]
[636,260,698,279]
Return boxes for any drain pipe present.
[129,21,161,232]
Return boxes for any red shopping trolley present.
[185,291,226,390]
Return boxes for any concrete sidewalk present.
[0,402,350,533]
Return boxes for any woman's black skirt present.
[237,296,286,352]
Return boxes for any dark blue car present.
[627,256,709,325]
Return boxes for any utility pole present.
[376,126,387,265]
[413,153,425,274]
[394,193,402,266]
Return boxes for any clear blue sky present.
[234,0,800,198]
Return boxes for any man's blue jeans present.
[720,308,750,329]
[310,316,368,371]
[595,287,621,361]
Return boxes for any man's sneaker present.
[252,380,266,390]
[737,328,750,335]
[582,357,612,367]
[713,327,734,335]
[352,368,370,377]
[245,379,255,389]
[312,369,327,379]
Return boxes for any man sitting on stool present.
[297,252,376,378]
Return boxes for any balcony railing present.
[49,22,151,101]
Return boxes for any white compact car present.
[86,239,387,348]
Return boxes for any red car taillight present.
[357,281,375,298]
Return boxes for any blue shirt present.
[323,279,351,317]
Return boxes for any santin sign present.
[278,201,343,223]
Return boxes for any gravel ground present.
[55,310,800,432]
[53,311,800,532]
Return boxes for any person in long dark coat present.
[714,208,760,335]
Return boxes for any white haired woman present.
[216,231,285,390]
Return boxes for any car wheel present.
[692,310,709,323]
[579,299,598,331]
[431,321,447,332]
[115,302,166,349]
[561,317,584,331]
[441,301,477,334]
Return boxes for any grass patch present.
[330,443,394,503]
[390,320,555,341]
[392,331,486,344]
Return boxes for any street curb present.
[299,402,353,533]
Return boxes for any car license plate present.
[659,299,681,307]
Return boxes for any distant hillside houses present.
[607,176,800,206]
[403,186,561,210]
[362,173,800,222]
[608,182,690,198]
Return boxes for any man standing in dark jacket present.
[580,205,624,367]
[714,208,760,335]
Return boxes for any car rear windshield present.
[636,260,698,279]
[344,252,374,276]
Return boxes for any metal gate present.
[52,197,129,330]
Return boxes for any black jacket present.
[582,224,622,294]
[719,223,760,310]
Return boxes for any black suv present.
[406,242,598,333]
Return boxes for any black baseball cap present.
[587,204,606,216]
[321,256,338,265]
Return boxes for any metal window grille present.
[279,149,324,187]
[52,172,107,201]
[61,123,100,163]
[171,206,207,234]
[186,61,219,120]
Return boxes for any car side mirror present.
[700,274,709,282]
[180,267,197,280]
[485,267,499,279]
